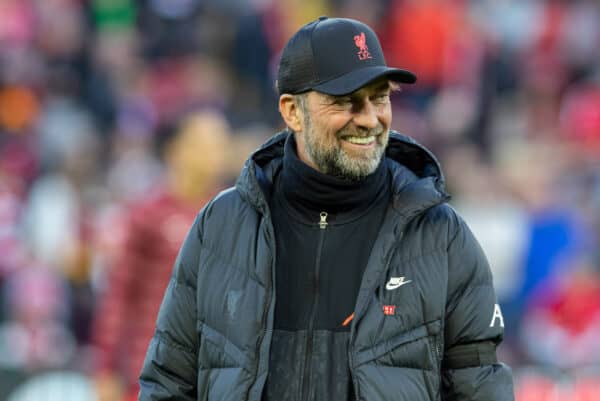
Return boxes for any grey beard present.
[303,119,387,181]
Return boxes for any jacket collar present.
[235,130,449,219]
[385,132,449,220]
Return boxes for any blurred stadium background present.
[0,0,599,400]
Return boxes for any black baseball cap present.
[277,16,417,96]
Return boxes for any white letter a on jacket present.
[490,303,505,328]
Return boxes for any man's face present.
[295,79,393,180]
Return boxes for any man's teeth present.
[344,136,375,144]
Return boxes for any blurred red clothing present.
[92,187,204,391]
[543,273,600,336]
[380,0,479,88]
[521,270,600,368]
[560,84,600,150]
[515,374,559,401]
[515,373,600,401]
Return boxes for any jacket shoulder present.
[418,204,492,280]
[198,187,263,245]
[421,203,458,225]
[406,203,462,245]
[202,187,255,221]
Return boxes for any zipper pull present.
[319,212,328,229]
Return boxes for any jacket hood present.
[235,130,449,216]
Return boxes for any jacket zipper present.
[300,211,328,401]
[318,211,328,229]
[348,229,404,401]
[249,213,277,401]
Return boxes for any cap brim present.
[312,66,417,96]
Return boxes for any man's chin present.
[335,155,383,180]
[342,147,384,166]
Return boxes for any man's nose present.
[352,101,379,130]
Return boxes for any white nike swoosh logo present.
[386,277,412,290]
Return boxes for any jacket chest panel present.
[376,249,448,327]
[195,239,271,365]
[351,250,447,371]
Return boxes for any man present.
[138,17,514,401]
[93,112,231,401]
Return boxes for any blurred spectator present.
[514,366,600,401]
[22,108,100,274]
[0,139,37,279]
[91,111,232,401]
[103,97,162,203]
[444,143,528,303]
[380,0,485,95]
[0,86,39,133]
[469,0,542,53]
[559,81,600,153]
[7,371,98,401]
[0,266,75,370]
[493,138,595,343]
[521,260,600,368]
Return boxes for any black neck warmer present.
[277,134,389,222]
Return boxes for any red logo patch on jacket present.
[383,305,396,315]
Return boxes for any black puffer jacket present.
[138,131,514,401]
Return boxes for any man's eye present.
[333,97,352,105]
[373,94,390,103]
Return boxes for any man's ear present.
[279,94,304,132]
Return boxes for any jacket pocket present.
[197,321,250,370]
[352,319,441,369]
[197,322,253,401]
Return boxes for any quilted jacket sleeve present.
[441,210,514,401]
[138,212,203,401]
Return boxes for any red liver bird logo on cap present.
[353,32,372,60]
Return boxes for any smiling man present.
[286,79,392,179]
[138,17,515,401]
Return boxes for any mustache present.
[337,123,386,138]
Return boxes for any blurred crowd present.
[0,0,599,400]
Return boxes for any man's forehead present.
[318,79,392,98]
